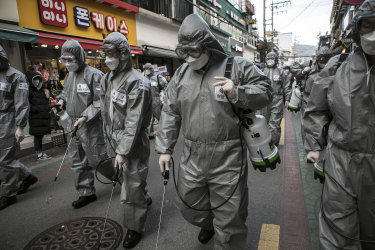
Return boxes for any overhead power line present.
[281,0,316,30]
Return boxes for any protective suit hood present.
[143,63,154,74]
[103,32,132,75]
[26,71,43,90]
[351,0,375,46]
[0,45,10,71]
[265,52,278,68]
[61,40,86,72]
[178,14,226,60]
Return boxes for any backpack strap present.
[225,57,234,79]
[337,53,349,69]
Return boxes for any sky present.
[250,0,333,45]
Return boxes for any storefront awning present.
[142,45,178,59]
[37,32,143,54]
[0,23,38,43]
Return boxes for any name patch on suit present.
[111,89,127,107]
[273,75,280,81]
[77,84,90,93]
[18,82,28,90]
[138,80,150,91]
[151,81,158,87]
[214,86,229,102]
[0,82,11,92]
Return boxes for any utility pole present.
[271,0,274,43]
[269,0,291,45]
[263,0,266,43]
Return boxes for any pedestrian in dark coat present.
[26,70,51,160]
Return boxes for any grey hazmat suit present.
[300,47,332,146]
[57,40,114,197]
[0,45,32,197]
[156,14,273,250]
[143,63,168,137]
[260,52,291,145]
[100,32,152,233]
[303,2,375,247]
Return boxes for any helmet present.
[351,0,375,46]
[316,46,333,65]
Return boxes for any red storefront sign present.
[38,0,68,27]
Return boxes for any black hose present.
[171,123,245,212]
[95,157,122,185]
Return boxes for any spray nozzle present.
[72,125,78,137]
[162,170,169,186]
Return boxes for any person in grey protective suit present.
[99,32,152,249]
[294,47,333,148]
[156,14,272,250]
[304,1,375,249]
[143,63,168,138]
[259,51,291,146]
[57,40,114,209]
[0,45,38,210]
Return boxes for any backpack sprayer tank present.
[242,110,281,172]
[288,84,302,112]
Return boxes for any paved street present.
[0,111,322,250]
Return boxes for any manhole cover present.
[24,217,123,250]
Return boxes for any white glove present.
[15,126,25,143]
[285,101,289,107]
[302,66,311,74]
[58,99,64,106]
[159,154,171,172]
[74,117,87,129]
[307,151,320,163]
[213,76,236,100]
[114,154,126,170]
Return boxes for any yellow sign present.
[17,0,137,45]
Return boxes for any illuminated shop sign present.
[38,0,68,27]
[38,0,129,34]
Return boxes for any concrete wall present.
[0,0,19,23]
[136,8,180,50]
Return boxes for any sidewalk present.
[20,131,66,156]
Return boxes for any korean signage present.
[230,38,243,56]
[18,0,137,45]
[37,0,129,35]
[38,0,68,27]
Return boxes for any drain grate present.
[24,217,123,250]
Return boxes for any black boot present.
[198,228,215,244]
[123,230,142,249]
[72,194,97,208]
[17,174,38,195]
[0,196,17,210]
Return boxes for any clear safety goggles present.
[98,45,119,58]
[355,15,375,34]
[266,56,276,61]
[59,56,76,64]
[175,43,204,59]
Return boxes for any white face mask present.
[361,30,375,56]
[105,56,120,71]
[185,53,210,70]
[65,62,79,72]
[266,59,275,67]
[145,69,151,76]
